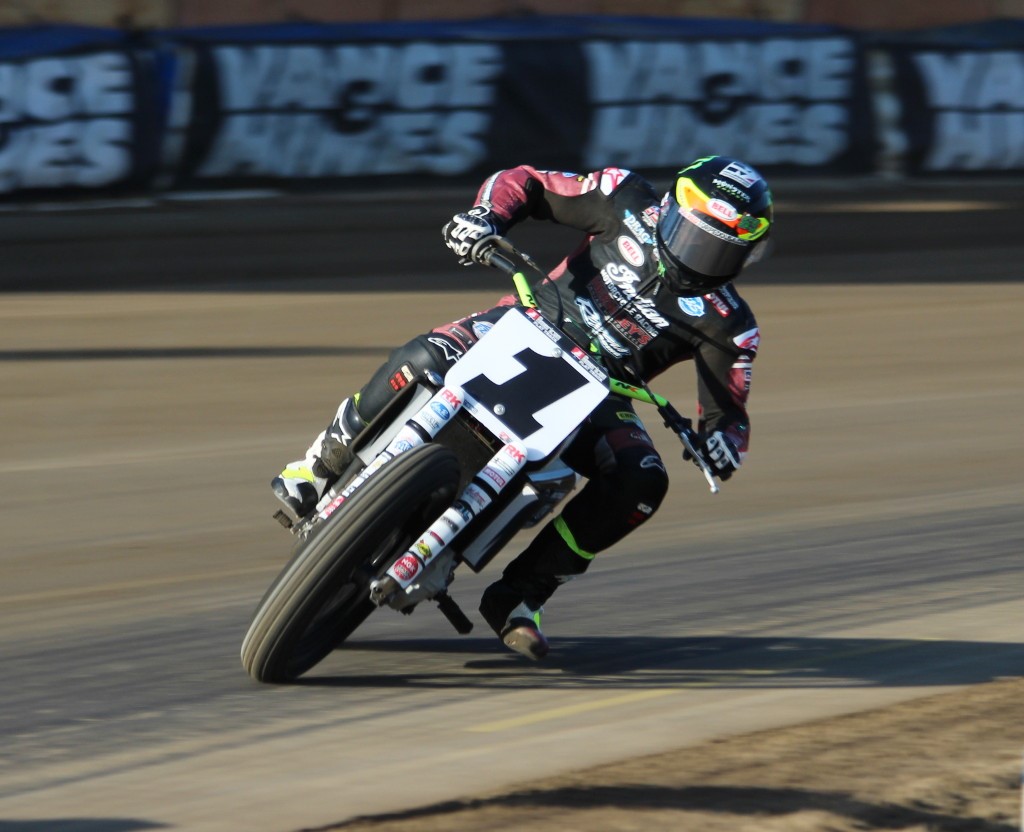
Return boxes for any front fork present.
[368,438,528,607]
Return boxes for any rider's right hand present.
[443,206,503,266]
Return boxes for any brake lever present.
[677,426,720,495]
[655,397,719,495]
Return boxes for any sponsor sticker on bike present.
[318,494,346,520]
[386,425,424,454]
[440,387,463,408]
[480,465,506,490]
[503,443,526,465]
[490,454,520,480]
[318,449,394,519]
[525,311,563,344]
[463,482,491,511]
[569,346,607,382]
[414,410,444,434]
[392,554,422,582]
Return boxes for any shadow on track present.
[312,783,1016,832]
[294,634,1024,691]
[0,821,167,831]
[0,345,388,362]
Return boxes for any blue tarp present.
[869,18,1024,47]
[160,15,844,43]
[0,24,131,58]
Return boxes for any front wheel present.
[241,443,461,683]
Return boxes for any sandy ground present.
[323,677,1023,832]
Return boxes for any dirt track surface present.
[0,182,1022,831]
[326,677,1024,832]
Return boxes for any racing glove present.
[443,206,503,266]
[686,430,742,481]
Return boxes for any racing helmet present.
[655,156,774,296]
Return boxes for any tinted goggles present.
[675,176,771,242]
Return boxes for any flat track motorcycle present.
[241,239,719,683]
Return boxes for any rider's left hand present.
[686,430,742,480]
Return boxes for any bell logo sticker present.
[617,235,645,266]
[706,198,738,222]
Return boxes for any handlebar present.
[475,237,544,308]
[476,236,720,494]
[477,244,517,276]
[475,236,527,271]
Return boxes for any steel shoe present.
[480,580,550,659]
[500,603,550,660]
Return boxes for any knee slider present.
[619,447,670,510]
[408,333,458,377]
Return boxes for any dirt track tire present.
[241,444,461,683]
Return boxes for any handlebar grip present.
[486,250,518,275]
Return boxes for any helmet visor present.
[658,204,750,279]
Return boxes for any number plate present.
[445,308,608,460]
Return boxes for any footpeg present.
[272,509,294,530]
[435,591,473,634]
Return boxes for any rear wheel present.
[241,444,461,683]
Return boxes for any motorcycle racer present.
[272,155,773,660]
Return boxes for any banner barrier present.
[0,16,1022,198]
[0,26,164,195]
[875,21,1024,175]
[154,17,874,189]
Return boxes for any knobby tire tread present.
[241,444,460,682]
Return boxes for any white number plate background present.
[445,309,608,461]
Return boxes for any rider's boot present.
[479,517,593,659]
[271,396,366,520]
[271,429,332,521]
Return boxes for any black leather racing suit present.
[347,166,761,625]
